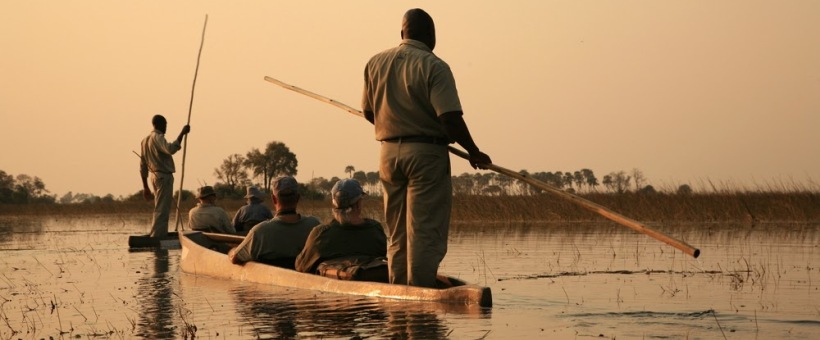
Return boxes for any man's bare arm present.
[440,111,492,169]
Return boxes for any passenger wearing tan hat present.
[188,185,236,234]
[295,179,387,281]
[228,176,321,267]
[231,186,273,234]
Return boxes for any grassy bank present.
[2,192,817,224]
[450,192,820,224]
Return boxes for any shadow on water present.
[134,249,177,339]
[229,283,490,339]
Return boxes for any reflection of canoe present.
[128,232,181,249]
[180,231,492,307]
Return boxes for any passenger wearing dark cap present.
[188,185,235,234]
[228,176,321,267]
[231,186,273,234]
[295,179,387,280]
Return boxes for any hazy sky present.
[2,1,818,198]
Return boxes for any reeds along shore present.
[2,192,818,224]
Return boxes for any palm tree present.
[573,171,584,192]
[581,168,598,192]
[345,165,355,178]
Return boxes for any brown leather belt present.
[382,136,450,146]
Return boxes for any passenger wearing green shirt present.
[295,179,387,277]
[228,176,320,268]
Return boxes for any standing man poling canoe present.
[139,114,190,238]
[361,8,492,288]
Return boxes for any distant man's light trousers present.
[380,142,451,288]
[150,172,174,238]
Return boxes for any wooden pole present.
[263,76,701,258]
[446,147,700,258]
[174,15,208,231]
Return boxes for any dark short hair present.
[402,8,435,40]
[151,115,166,127]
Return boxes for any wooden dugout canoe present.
[128,232,181,250]
[179,231,492,307]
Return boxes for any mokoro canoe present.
[179,231,492,307]
[128,232,181,249]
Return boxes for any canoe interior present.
[181,231,492,308]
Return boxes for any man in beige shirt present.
[188,186,235,234]
[361,8,492,287]
[139,114,190,238]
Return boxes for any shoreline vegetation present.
[3,191,817,224]
[4,166,818,226]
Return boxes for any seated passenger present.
[295,179,387,281]
[188,185,236,234]
[228,176,321,268]
[232,186,273,234]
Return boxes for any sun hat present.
[272,176,299,196]
[244,186,266,200]
[196,186,216,199]
[331,179,365,209]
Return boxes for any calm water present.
[1,214,819,339]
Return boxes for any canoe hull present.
[179,231,492,307]
[128,232,181,249]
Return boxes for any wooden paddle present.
[263,76,701,258]
[202,231,244,244]
[174,15,209,231]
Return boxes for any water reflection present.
[0,216,45,249]
[5,214,818,339]
[230,283,490,339]
[380,301,452,339]
[135,249,176,339]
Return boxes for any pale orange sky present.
[1,1,818,198]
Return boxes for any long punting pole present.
[263,76,700,258]
[174,15,209,231]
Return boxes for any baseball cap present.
[331,179,365,209]
[272,176,299,196]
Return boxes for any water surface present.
[1,215,818,339]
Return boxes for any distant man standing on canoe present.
[188,185,236,234]
[361,8,492,287]
[140,114,190,238]
[228,176,321,268]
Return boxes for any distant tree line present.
[209,147,678,199]
[212,141,298,198]
[2,145,702,205]
[324,167,685,197]
[0,170,55,204]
